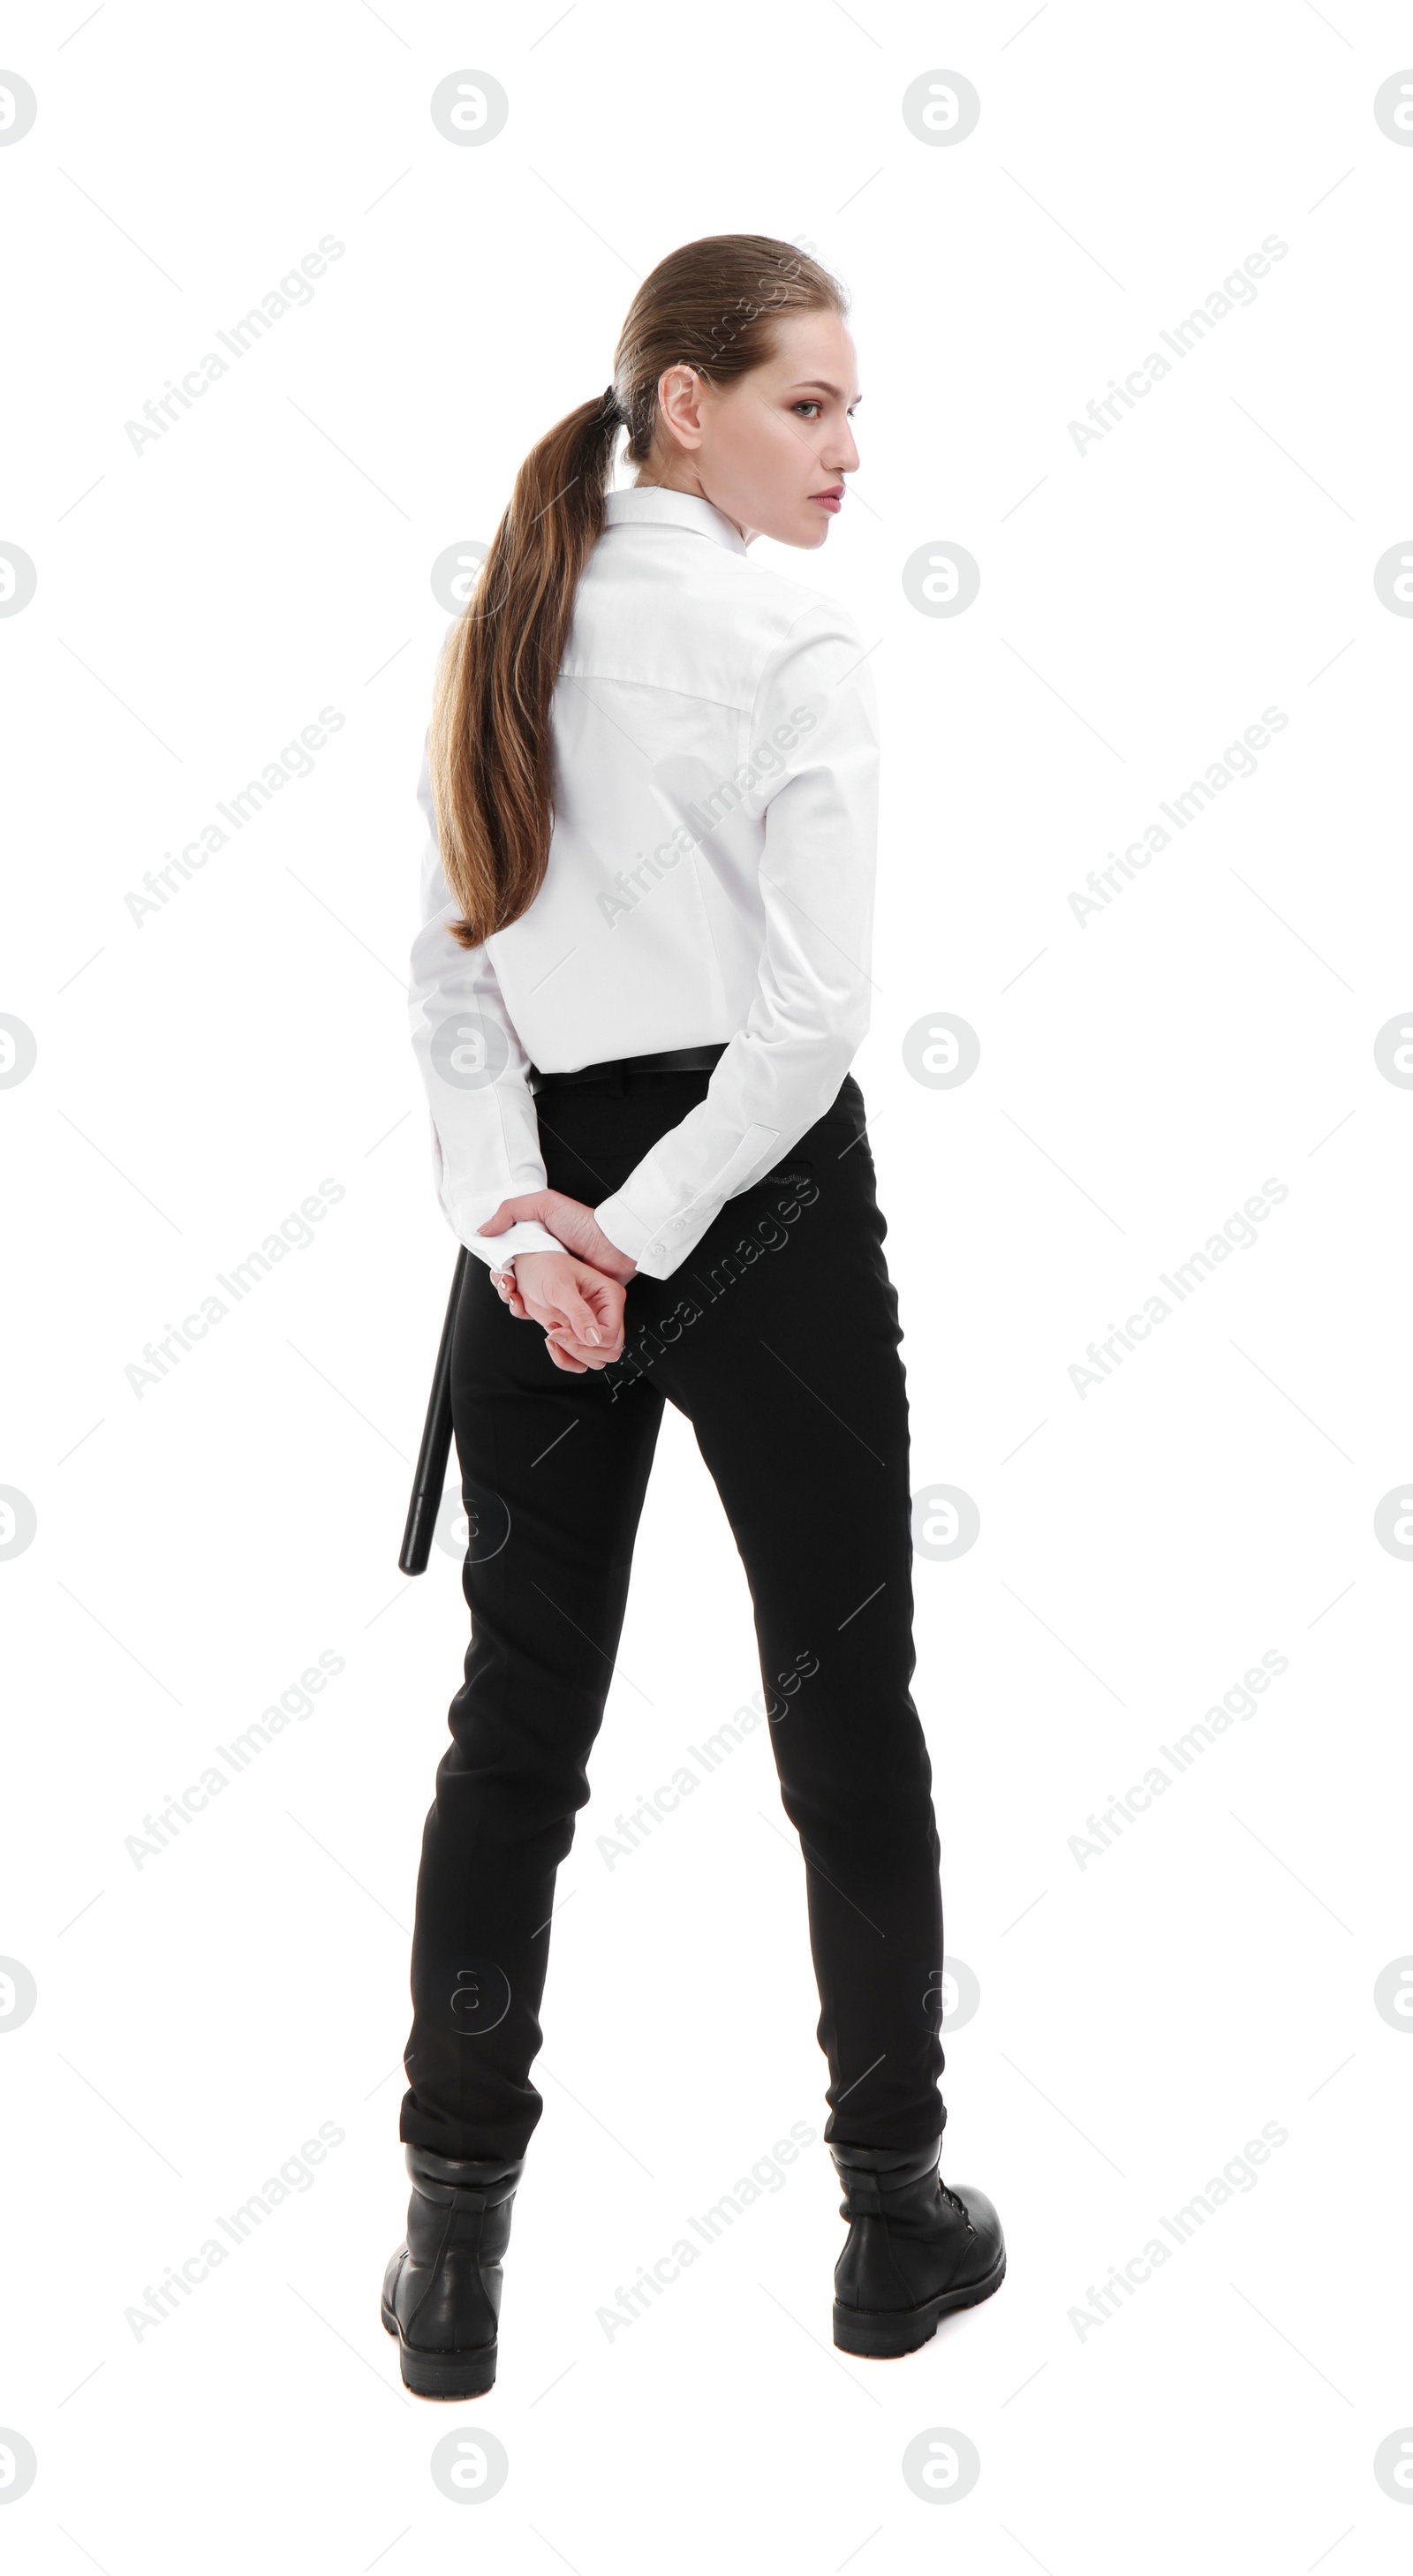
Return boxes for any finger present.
[548,1328,612,1371]
[578,1280,625,1359]
[556,1283,605,1348]
[566,1314,620,1362]
[478,1195,543,1237]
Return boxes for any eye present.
[792,400,823,419]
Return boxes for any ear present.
[656,363,706,453]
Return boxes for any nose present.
[826,419,860,477]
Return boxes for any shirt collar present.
[601,484,748,556]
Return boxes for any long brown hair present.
[428,233,848,950]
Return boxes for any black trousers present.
[400,1067,947,2164]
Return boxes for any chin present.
[754,513,830,551]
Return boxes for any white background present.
[4,1,1412,2565]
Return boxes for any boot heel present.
[833,2294,947,2358]
[381,2275,498,2391]
[833,2247,1008,2358]
[397,2339,498,2399]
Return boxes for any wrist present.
[593,1238,638,1285]
[589,1207,639,1282]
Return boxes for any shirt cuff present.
[593,1191,693,1280]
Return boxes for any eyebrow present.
[784,380,862,402]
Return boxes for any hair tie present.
[601,383,625,424]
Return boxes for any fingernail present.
[586,1328,600,1344]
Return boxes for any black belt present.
[526,1042,727,1095]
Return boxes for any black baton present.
[398,1247,469,1575]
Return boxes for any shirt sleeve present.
[408,726,565,1273]
[592,600,879,1279]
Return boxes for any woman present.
[382,234,1004,2398]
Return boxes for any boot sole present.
[833,2247,1007,2357]
[382,2296,497,2398]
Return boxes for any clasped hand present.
[477,1190,637,1375]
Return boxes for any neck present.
[631,468,753,545]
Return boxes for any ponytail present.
[429,385,624,951]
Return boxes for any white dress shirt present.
[407,482,879,1280]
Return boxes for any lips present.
[811,488,844,513]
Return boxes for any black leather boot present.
[829,2137,1005,2357]
[381,2143,526,2398]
